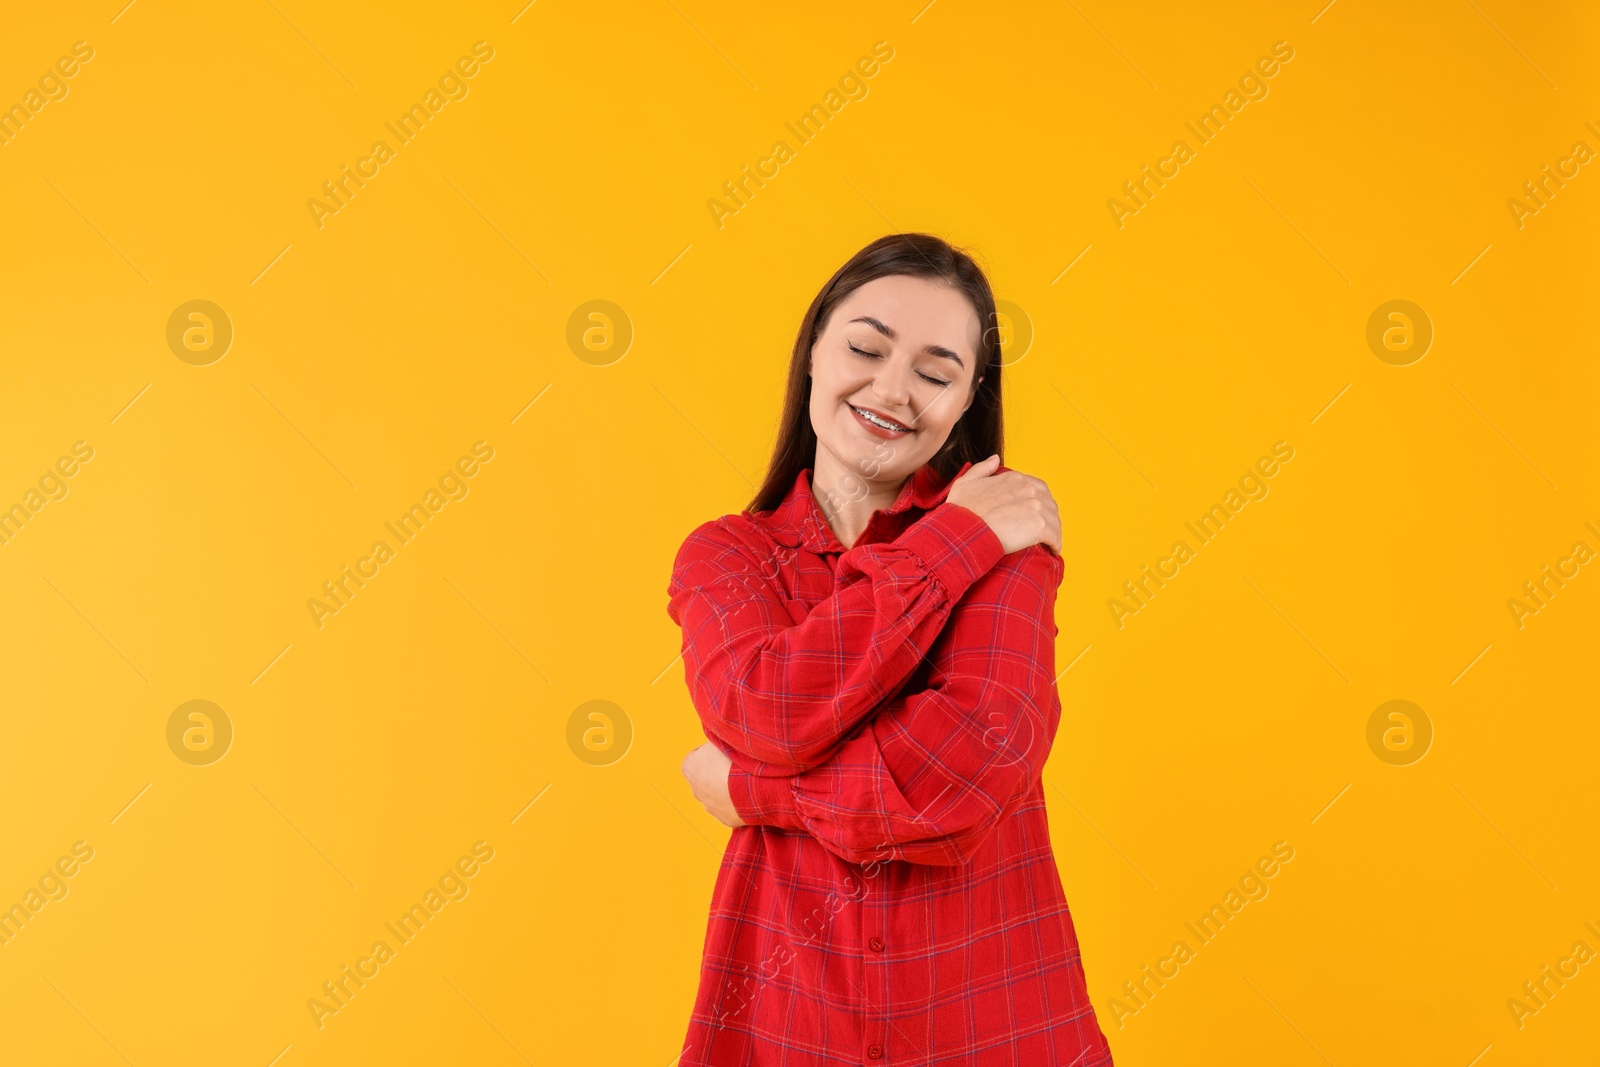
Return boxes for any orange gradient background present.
[0,1,1595,1064]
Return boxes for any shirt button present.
[867,1045,883,1060]
[868,937,884,952]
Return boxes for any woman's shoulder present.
[671,510,774,573]
[980,539,1065,600]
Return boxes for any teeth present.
[853,405,910,432]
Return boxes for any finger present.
[964,454,1000,477]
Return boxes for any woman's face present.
[808,273,984,485]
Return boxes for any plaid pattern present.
[668,461,1114,1066]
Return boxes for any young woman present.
[668,233,1114,1065]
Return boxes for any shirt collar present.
[750,458,975,553]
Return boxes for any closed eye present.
[848,342,951,387]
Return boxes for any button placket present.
[864,934,885,1061]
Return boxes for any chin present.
[830,431,928,479]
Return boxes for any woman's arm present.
[722,542,1065,867]
[667,500,1006,773]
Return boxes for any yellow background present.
[1,1,1595,1063]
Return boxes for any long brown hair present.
[749,232,1005,514]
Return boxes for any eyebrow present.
[847,316,966,369]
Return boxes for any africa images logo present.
[306,441,495,629]
[306,42,496,230]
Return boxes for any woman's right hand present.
[946,454,1062,556]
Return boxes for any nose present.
[870,359,913,410]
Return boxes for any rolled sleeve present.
[728,765,803,829]
[895,501,1007,603]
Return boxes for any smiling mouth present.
[849,403,915,434]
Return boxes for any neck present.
[810,447,908,550]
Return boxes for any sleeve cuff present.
[896,500,1007,601]
[728,766,804,829]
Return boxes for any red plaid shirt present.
[667,459,1114,1066]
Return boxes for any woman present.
[668,233,1114,1065]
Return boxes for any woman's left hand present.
[681,741,747,828]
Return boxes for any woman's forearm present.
[726,541,1065,865]
[668,499,1005,772]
